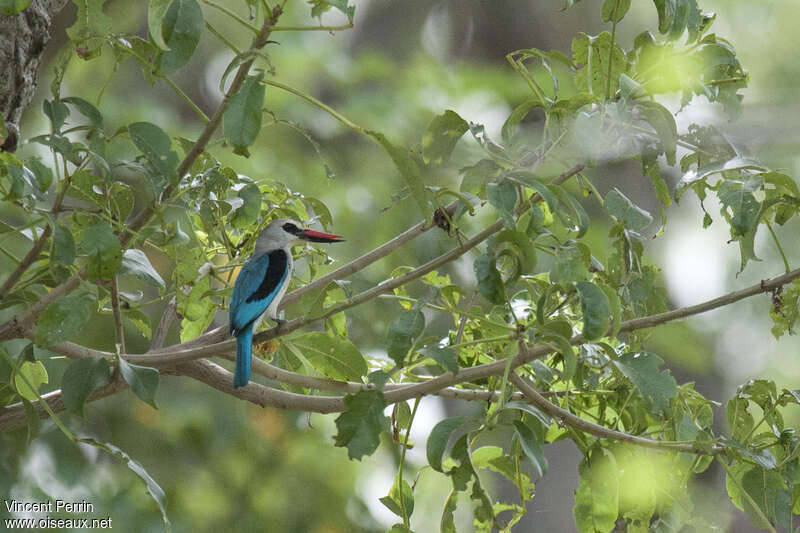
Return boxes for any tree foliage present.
[0,0,799,531]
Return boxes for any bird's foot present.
[273,317,287,330]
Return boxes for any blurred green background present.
[2,1,799,531]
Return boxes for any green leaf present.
[459,158,502,195]
[551,244,589,285]
[118,357,159,408]
[108,181,134,221]
[21,399,40,443]
[601,0,631,22]
[386,310,425,367]
[65,0,113,59]
[576,281,611,340]
[440,490,458,533]
[14,360,49,401]
[718,177,762,237]
[513,420,548,477]
[77,437,170,527]
[501,96,542,142]
[574,447,619,533]
[333,390,389,460]
[62,96,104,130]
[223,72,265,157]
[52,224,76,266]
[43,98,69,132]
[572,31,626,96]
[308,0,355,22]
[291,332,368,380]
[421,110,469,165]
[230,183,262,228]
[148,0,173,50]
[423,344,459,375]
[82,222,123,281]
[155,0,204,74]
[380,476,415,518]
[505,171,560,213]
[61,357,111,416]
[474,250,505,305]
[600,284,622,337]
[448,435,494,522]
[368,131,430,215]
[0,0,31,15]
[740,467,789,530]
[636,101,678,165]
[120,249,165,287]
[26,157,54,193]
[612,352,677,412]
[427,416,465,472]
[605,188,653,230]
[35,290,96,346]
[553,187,590,237]
[487,180,518,228]
[128,121,179,184]
[727,397,754,442]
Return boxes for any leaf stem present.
[716,457,778,533]
[264,79,368,135]
[271,23,353,32]
[606,0,620,100]
[110,276,126,353]
[201,0,260,35]
[766,221,790,273]
[398,396,420,527]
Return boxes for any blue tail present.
[233,325,254,388]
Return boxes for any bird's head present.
[254,218,344,254]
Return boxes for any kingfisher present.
[229,218,344,388]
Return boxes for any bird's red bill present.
[299,229,345,243]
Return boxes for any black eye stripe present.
[282,222,301,235]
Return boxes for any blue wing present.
[229,249,289,334]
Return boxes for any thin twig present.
[0,174,70,297]
[110,276,126,353]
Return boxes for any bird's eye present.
[282,222,300,234]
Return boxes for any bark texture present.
[0,0,68,152]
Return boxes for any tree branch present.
[508,372,721,454]
[149,297,177,351]
[0,378,128,433]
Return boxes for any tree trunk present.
[0,0,69,152]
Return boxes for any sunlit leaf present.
[574,447,619,533]
[292,332,368,380]
[14,360,49,401]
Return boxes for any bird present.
[229,218,343,388]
